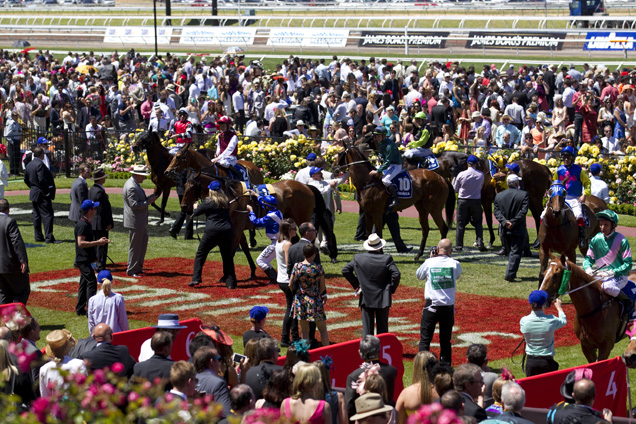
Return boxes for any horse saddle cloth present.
[420,155,439,171]
[621,281,636,322]
[233,164,250,185]
[256,184,276,198]
[391,171,413,199]
[488,159,499,178]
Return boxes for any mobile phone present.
[232,353,247,363]
[430,246,438,256]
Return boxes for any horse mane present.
[349,145,374,172]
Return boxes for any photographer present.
[415,238,462,365]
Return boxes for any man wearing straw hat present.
[39,329,87,397]
[350,393,393,424]
[123,165,158,277]
[342,233,401,337]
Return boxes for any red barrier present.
[518,356,628,417]
[276,333,405,402]
[112,318,203,362]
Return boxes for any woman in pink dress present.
[281,363,332,424]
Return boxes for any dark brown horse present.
[538,183,599,281]
[131,131,174,225]
[336,145,448,261]
[540,254,623,363]
[182,172,338,262]
[182,174,257,284]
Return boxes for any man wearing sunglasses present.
[193,346,231,418]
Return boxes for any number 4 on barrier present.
[606,371,617,399]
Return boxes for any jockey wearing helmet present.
[369,126,403,210]
[583,210,633,326]
[553,146,591,249]
[404,112,433,161]
[247,194,283,285]
[212,115,241,180]
[171,108,193,155]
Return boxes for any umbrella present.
[75,64,97,75]
[12,40,30,48]
[224,46,245,54]
[20,47,36,54]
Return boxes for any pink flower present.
[94,369,107,384]
[111,362,124,374]
[102,383,116,395]
[128,391,140,402]
[74,373,86,385]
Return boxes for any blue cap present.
[528,290,548,306]
[208,181,221,191]
[249,305,269,321]
[467,155,478,164]
[590,163,602,175]
[309,166,323,177]
[37,136,50,144]
[97,270,113,283]
[561,146,576,156]
[306,153,317,161]
[505,163,520,174]
[261,194,277,207]
[80,199,99,211]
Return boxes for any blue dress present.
[614,108,626,139]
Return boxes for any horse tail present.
[307,184,338,260]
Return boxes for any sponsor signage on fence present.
[465,32,565,50]
[267,28,349,48]
[180,27,256,46]
[584,31,636,51]
[104,27,173,45]
[358,31,448,48]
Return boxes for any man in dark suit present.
[24,147,56,244]
[494,174,530,282]
[345,336,398,420]
[0,199,30,305]
[286,222,320,341]
[89,168,114,272]
[68,336,97,358]
[193,346,232,417]
[68,163,91,223]
[454,363,488,422]
[17,315,42,401]
[132,331,174,390]
[80,323,136,377]
[244,338,283,400]
[551,378,611,424]
[342,233,401,337]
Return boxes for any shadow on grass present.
[41,324,66,331]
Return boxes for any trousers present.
[504,234,525,280]
[127,227,148,275]
[525,355,558,377]
[32,197,55,243]
[361,306,390,337]
[0,271,30,305]
[256,240,277,271]
[455,198,483,248]
[7,139,21,175]
[192,228,235,284]
[419,301,454,365]
[76,261,97,314]
[279,283,299,343]
[94,229,109,271]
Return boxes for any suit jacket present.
[132,354,174,390]
[80,342,136,377]
[196,369,231,417]
[462,392,488,422]
[89,183,114,231]
[24,157,55,202]
[68,177,89,222]
[123,177,149,230]
[244,361,284,400]
[553,404,609,424]
[495,411,536,424]
[286,238,321,278]
[69,336,97,358]
[345,361,397,419]
[494,188,530,237]
[0,213,29,274]
[342,251,400,309]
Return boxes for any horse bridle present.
[544,188,574,229]
[548,261,612,319]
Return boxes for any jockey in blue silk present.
[248,194,283,284]
[550,146,591,249]
[583,210,634,329]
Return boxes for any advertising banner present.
[518,356,628,417]
[358,31,448,48]
[584,32,636,51]
[267,28,349,48]
[465,32,565,50]
[180,27,256,46]
[104,27,173,45]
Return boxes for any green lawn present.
[11,176,636,392]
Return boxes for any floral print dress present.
[291,262,326,322]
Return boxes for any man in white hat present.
[283,120,308,139]
[342,233,401,337]
[123,165,159,277]
[493,174,530,282]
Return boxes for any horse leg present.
[154,188,170,226]
[580,340,598,363]
[539,245,549,284]
[566,248,577,265]
[240,235,257,280]
[249,229,257,248]
[528,198,542,249]
[482,199,495,249]
[413,202,431,262]
[597,341,615,362]
[445,181,456,229]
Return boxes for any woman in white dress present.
[276,218,297,347]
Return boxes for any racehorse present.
[182,172,338,262]
[540,254,624,363]
[131,131,174,225]
[182,173,257,285]
[538,183,599,281]
[619,270,636,368]
[335,144,448,262]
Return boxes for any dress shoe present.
[188,281,201,287]
[504,276,516,282]
[76,310,87,316]
[168,229,178,239]
[280,340,290,348]
[495,248,507,256]
[353,236,366,242]
[46,240,61,244]
[397,246,413,254]
[127,272,142,278]
[319,245,330,255]
[453,246,463,253]
[477,244,487,252]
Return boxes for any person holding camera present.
[415,238,462,365]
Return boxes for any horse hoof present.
[413,254,422,262]
[250,273,257,280]
[155,220,164,226]
[249,239,257,248]
[532,240,540,249]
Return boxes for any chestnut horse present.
[131,131,174,225]
[336,145,448,261]
[540,254,623,363]
[182,172,338,262]
[538,183,600,281]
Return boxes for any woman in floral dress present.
[290,243,330,346]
